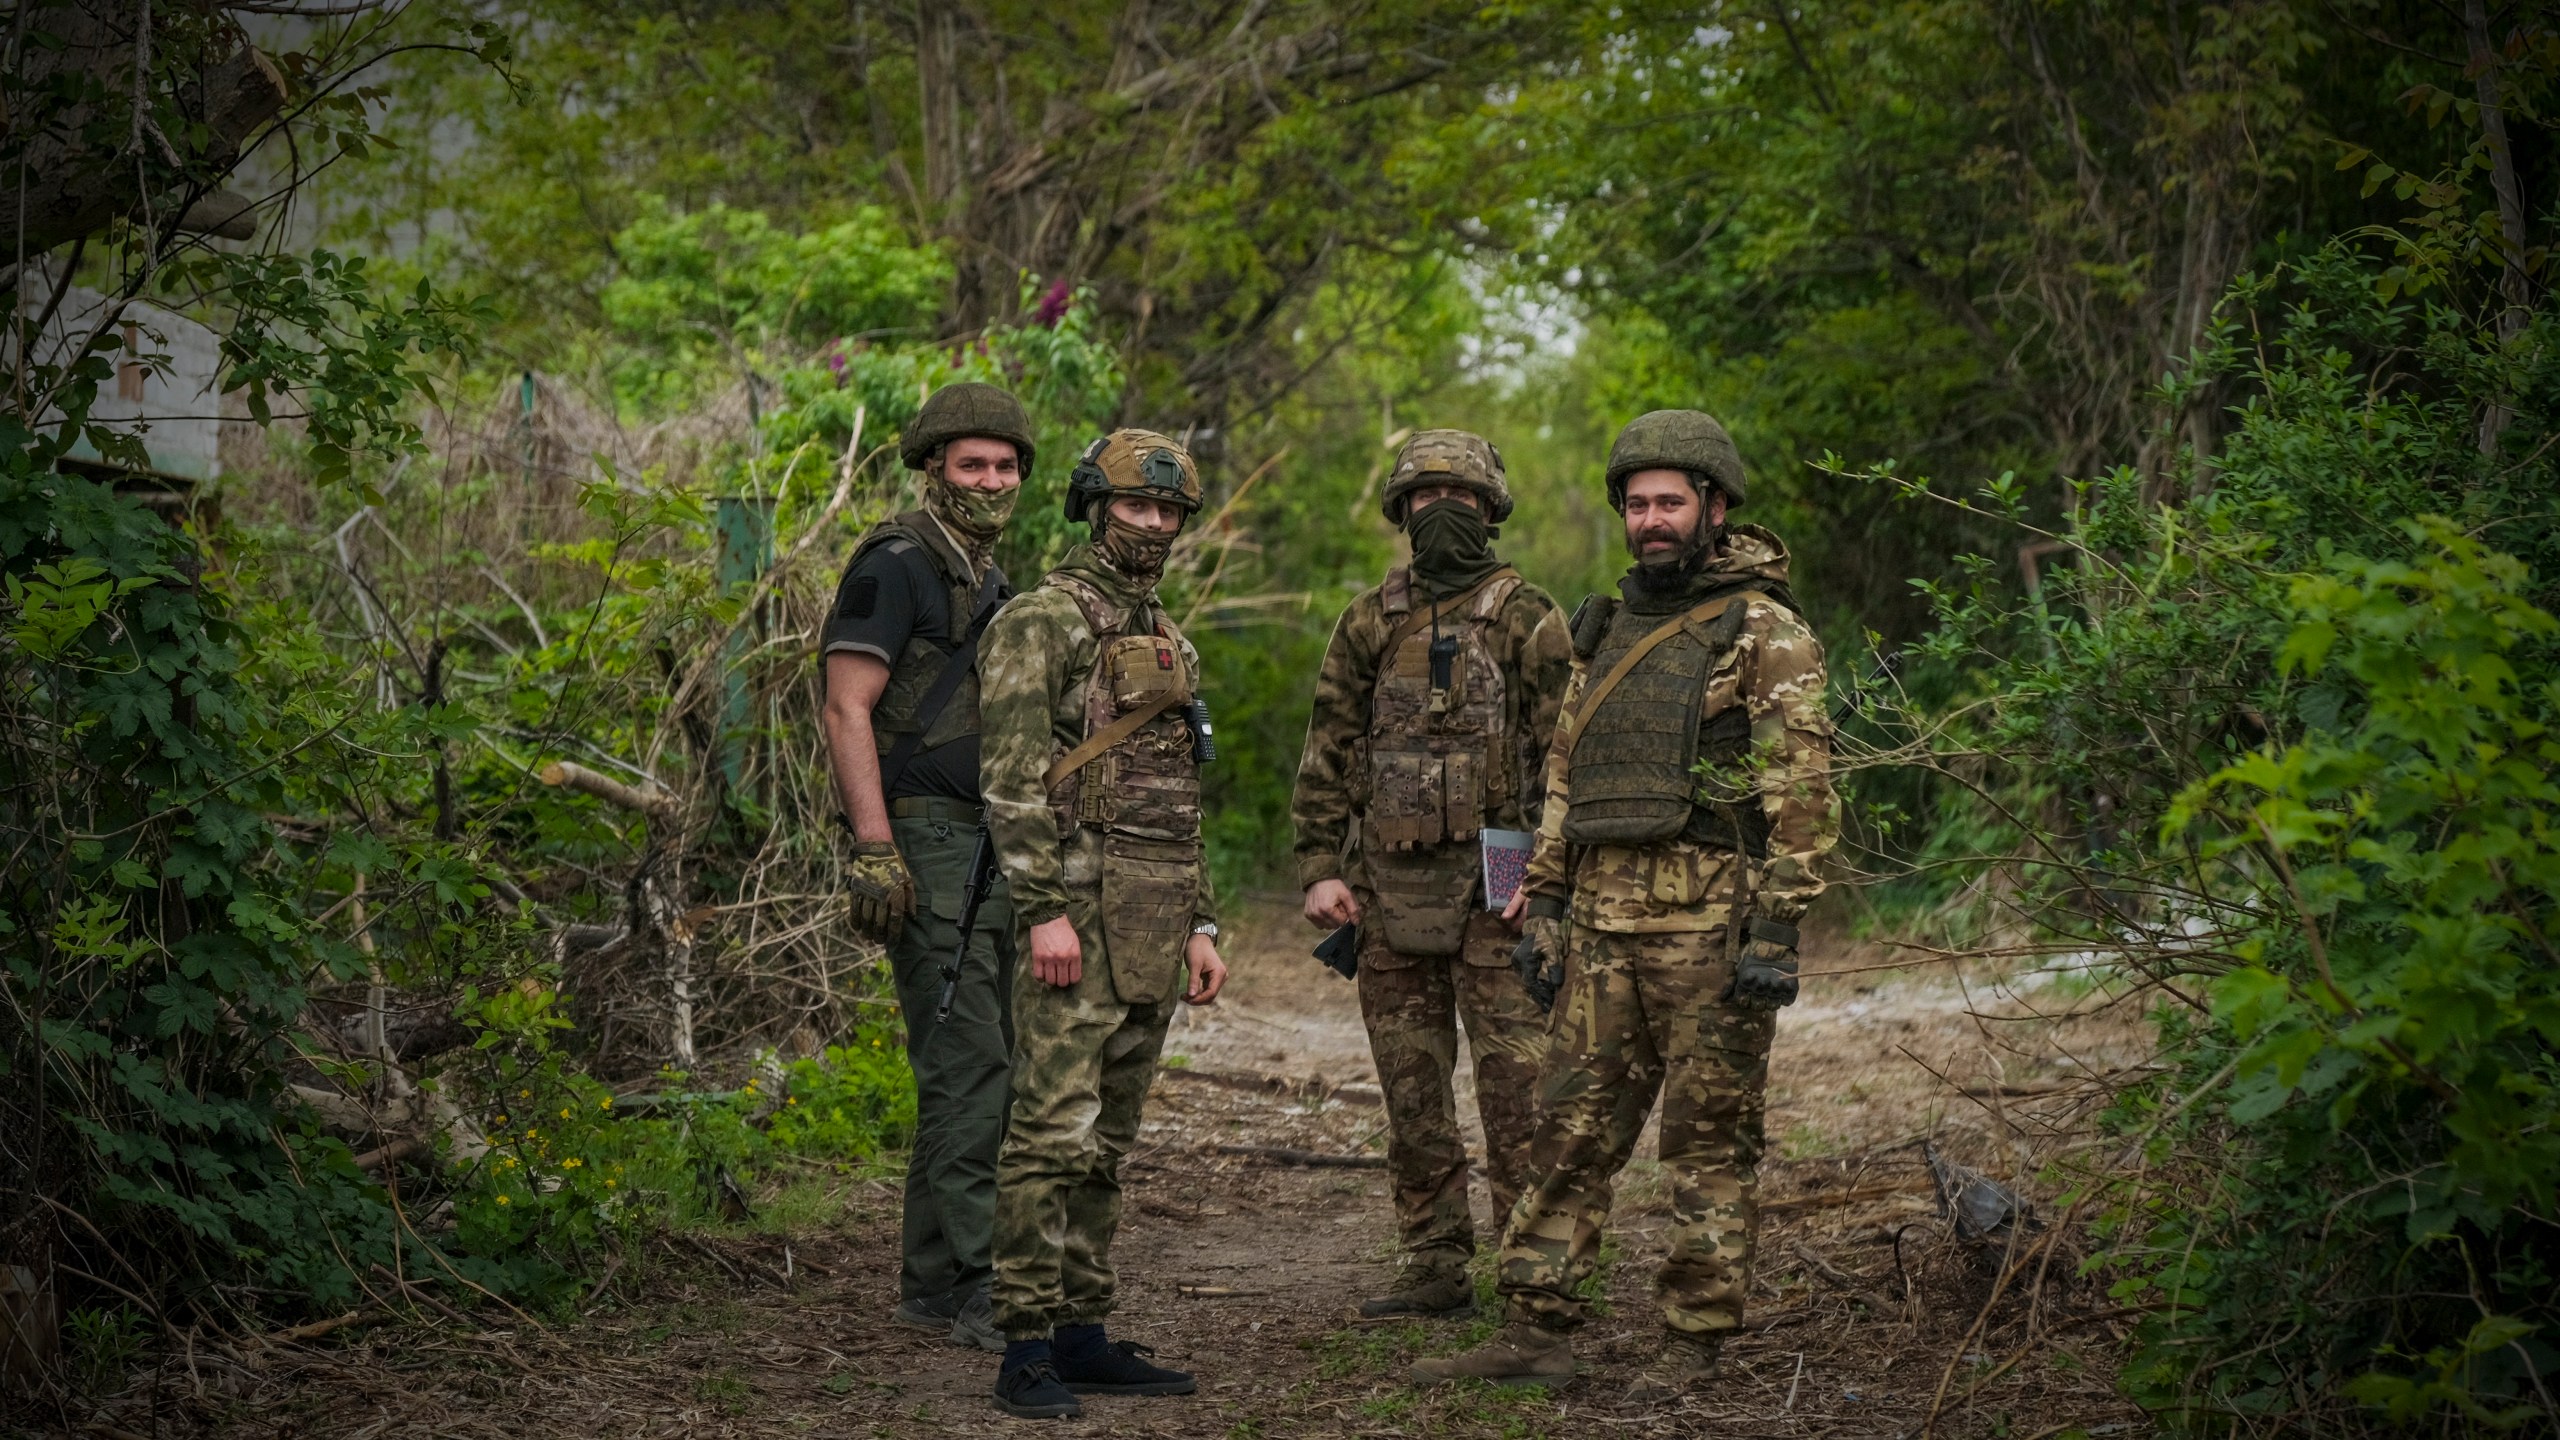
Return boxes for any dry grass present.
[21,898,2162,1439]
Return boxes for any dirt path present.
[178,901,2154,1440]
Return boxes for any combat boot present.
[1357,1262,1476,1319]
[1408,1321,1575,1388]
[1624,1329,1723,1403]
[890,1289,961,1331]
[948,1284,1003,1353]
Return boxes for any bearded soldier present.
[977,429,1230,1420]
[820,382,1032,1353]
[1412,410,1837,1400]
[1291,430,1572,1319]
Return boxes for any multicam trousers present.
[885,802,1015,1305]
[990,842,1183,1340]
[1496,923,1777,1337]
[1355,902,1549,1272]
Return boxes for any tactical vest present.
[1044,572,1204,1004]
[1358,566,1523,956]
[1560,587,1775,855]
[849,511,1006,764]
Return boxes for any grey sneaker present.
[891,1290,962,1330]
[949,1285,1004,1352]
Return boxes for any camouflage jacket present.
[1290,565,1573,892]
[1523,528,1837,934]
[979,543,1220,931]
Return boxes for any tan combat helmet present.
[900,381,1038,476]
[1604,409,1746,512]
[1381,428,1514,526]
[1062,428,1204,524]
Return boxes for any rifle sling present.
[1043,688,1186,792]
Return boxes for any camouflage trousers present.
[990,873,1181,1339]
[1497,923,1776,1337]
[885,804,1015,1304]
[1355,902,1548,1271]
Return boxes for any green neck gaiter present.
[924,478,1018,567]
[1406,500,1502,597]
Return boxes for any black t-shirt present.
[822,538,985,802]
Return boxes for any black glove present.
[1729,917,1801,1011]
[1510,896,1568,1013]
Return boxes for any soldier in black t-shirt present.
[819,382,1035,1353]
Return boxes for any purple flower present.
[1034,279,1073,328]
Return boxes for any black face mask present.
[1405,499,1501,594]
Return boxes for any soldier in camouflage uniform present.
[977,429,1231,1420]
[1291,430,1573,1318]
[1412,410,1837,1402]
[821,382,1034,1352]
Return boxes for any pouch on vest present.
[1361,750,1487,851]
[1100,833,1199,1004]
[1361,843,1477,958]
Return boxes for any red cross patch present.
[1156,645,1174,670]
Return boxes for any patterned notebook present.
[1479,828,1535,911]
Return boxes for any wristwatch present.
[1191,922,1220,939]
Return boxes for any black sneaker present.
[991,1360,1084,1419]
[1053,1339,1196,1396]
[891,1291,961,1330]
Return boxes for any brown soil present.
[83,899,2158,1440]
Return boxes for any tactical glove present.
[844,840,917,940]
[1510,897,1569,1013]
[1728,917,1801,1011]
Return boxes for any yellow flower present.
[493,1114,508,1126]
[563,1157,583,1169]
[518,1089,530,1098]
[786,1096,797,1106]
[599,1098,612,1109]
[559,1108,571,1119]
[604,1179,616,1189]
[495,1194,510,1205]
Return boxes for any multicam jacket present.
[1522,526,1837,935]
[1291,566,1572,917]
[979,543,1219,939]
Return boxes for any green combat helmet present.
[1381,428,1514,526]
[1603,409,1746,513]
[1063,428,1204,524]
[900,381,1038,476]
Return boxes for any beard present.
[1626,519,1721,594]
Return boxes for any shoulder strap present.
[1472,571,1523,624]
[1042,687,1185,791]
[1559,589,1759,767]
[877,563,1010,792]
[1380,565,1519,660]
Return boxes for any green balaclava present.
[1096,505,1179,589]
[1405,497,1502,597]
[922,446,1021,568]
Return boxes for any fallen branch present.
[367,1265,471,1330]
[539,761,679,820]
[260,1310,380,1345]
[1762,1182,1926,1215]
[1208,1144,1384,1169]
[352,1135,424,1171]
